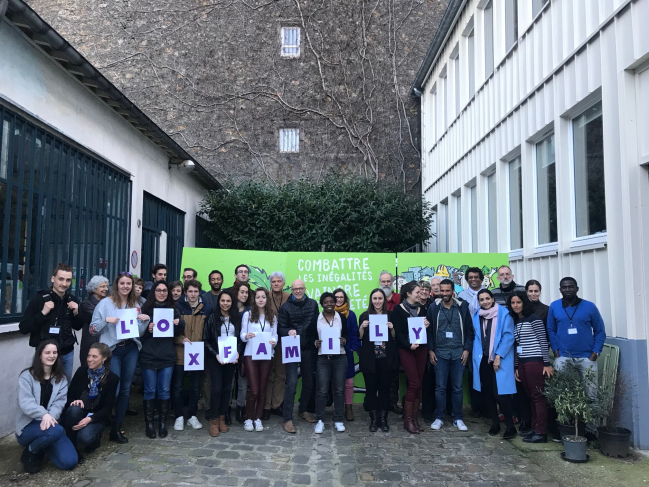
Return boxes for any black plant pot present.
[598,426,632,458]
[558,421,585,443]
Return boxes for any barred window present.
[280,27,300,57]
[279,128,300,153]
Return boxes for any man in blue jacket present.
[547,277,606,398]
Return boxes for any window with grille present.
[0,104,131,322]
[279,128,300,153]
[281,27,301,57]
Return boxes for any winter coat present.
[357,311,399,374]
[277,294,319,351]
[65,366,119,426]
[343,310,361,378]
[139,302,184,370]
[175,298,212,365]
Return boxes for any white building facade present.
[0,0,219,436]
[413,0,649,447]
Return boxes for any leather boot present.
[345,404,355,421]
[225,406,232,425]
[109,421,129,443]
[144,400,156,438]
[209,418,220,437]
[380,410,390,432]
[403,401,419,434]
[158,399,170,438]
[413,397,424,432]
[218,415,228,433]
[369,411,378,432]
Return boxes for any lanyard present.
[260,317,267,332]
[440,305,455,329]
[222,317,232,337]
[323,313,335,327]
[272,293,283,314]
[563,302,580,327]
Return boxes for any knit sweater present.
[547,298,606,358]
[491,281,526,306]
[89,298,149,351]
[513,313,550,366]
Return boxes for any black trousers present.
[206,355,236,418]
[479,356,514,428]
[363,359,393,411]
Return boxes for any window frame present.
[506,152,523,252]
[280,27,301,58]
[468,182,478,252]
[484,0,494,78]
[532,130,558,252]
[486,169,498,252]
[279,128,300,153]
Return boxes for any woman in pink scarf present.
[471,289,517,439]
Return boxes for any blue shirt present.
[547,298,606,358]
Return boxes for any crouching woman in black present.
[62,343,118,463]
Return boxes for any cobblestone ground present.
[1,403,563,487]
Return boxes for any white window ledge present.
[568,233,607,249]
[508,249,524,261]
[562,241,607,255]
[0,323,21,334]
[529,243,558,258]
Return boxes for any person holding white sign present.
[90,272,149,444]
[140,282,184,439]
[358,289,397,432]
[391,281,429,434]
[240,288,278,432]
[202,292,241,437]
[313,293,348,434]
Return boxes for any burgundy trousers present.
[518,361,548,435]
[243,356,272,421]
[399,346,428,403]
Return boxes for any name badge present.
[445,331,453,338]
[516,346,523,354]
[568,328,578,335]
[49,327,60,335]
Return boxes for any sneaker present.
[453,420,468,431]
[187,416,203,430]
[173,417,184,431]
[314,420,325,433]
[254,419,263,432]
[334,422,346,432]
[244,419,254,432]
[431,419,443,430]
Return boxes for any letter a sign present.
[251,332,272,361]
[153,308,174,338]
[281,335,301,364]
[184,341,204,371]
[116,309,139,340]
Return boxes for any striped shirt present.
[513,313,550,366]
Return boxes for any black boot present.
[158,399,170,438]
[110,421,129,443]
[225,406,232,425]
[380,410,390,432]
[369,411,378,432]
[488,423,501,436]
[20,447,42,474]
[145,399,156,438]
[236,406,245,424]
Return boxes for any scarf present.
[463,287,482,316]
[335,302,349,319]
[479,304,500,363]
[402,300,420,317]
[88,366,105,400]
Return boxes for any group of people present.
[15,262,606,474]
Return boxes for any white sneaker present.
[244,419,254,432]
[431,419,443,430]
[187,416,203,430]
[254,419,263,432]
[173,416,184,431]
[454,419,468,431]
[314,420,325,434]
[334,422,346,432]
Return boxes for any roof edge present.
[410,0,467,97]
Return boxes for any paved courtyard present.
[3,401,649,487]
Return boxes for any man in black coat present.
[19,263,83,381]
[278,279,319,433]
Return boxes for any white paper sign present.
[184,341,204,371]
[218,336,238,364]
[116,308,139,340]
[153,308,174,338]
[251,332,272,361]
[320,327,341,355]
[281,335,301,364]
[408,317,427,345]
[369,314,388,342]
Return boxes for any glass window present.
[573,101,606,237]
[470,184,478,251]
[488,173,498,251]
[509,156,523,249]
[454,55,461,116]
[484,1,494,77]
[532,0,549,17]
[505,0,518,51]
[536,133,557,244]
[442,74,448,131]
[443,202,449,252]
[456,194,462,251]
[280,27,300,57]
[468,30,475,99]
[279,128,300,152]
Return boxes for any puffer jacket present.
[175,298,212,365]
[277,294,319,350]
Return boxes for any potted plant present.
[544,361,606,462]
[598,374,632,458]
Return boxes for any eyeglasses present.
[119,271,132,276]
[155,289,168,294]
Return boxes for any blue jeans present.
[142,366,174,400]
[434,356,465,421]
[111,340,139,424]
[61,351,74,383]
[315,354,347,423]
[16,421,78,470]
[62,406,105,447]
